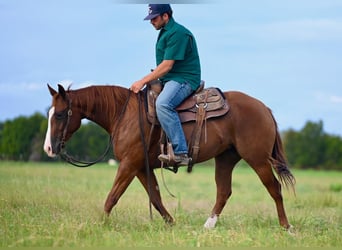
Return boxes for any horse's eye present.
[54,111,65,120]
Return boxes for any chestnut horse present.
[43,84,295,230]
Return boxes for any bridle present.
[59,98,73,151]
[55,94,121,168]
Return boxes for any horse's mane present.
[66,85,130,120]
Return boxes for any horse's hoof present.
[286,224,296,236]
[103,210,111,216]
[204,215,218,229]
[163,215,175,226]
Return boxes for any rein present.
[138,92,153,220]
[59,91,131,168]
[60,138,112,168]
[138,91,176,220]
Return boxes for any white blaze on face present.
[44,106,56,157]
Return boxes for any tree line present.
[0,113,113,162]
[0,113,341,170]
[282,120,342,170]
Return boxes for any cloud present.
[56,80,101,90]
[314,91,342,104]
[264,19,342,42]
[56,79,73,88]
[26,83,43,90]
[330,95,342,103]
[0,81,100,95]
[224,18,342,46]
[0,82,45,93]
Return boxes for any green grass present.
[0,161,341,247]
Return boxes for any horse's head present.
[44,84,82,157]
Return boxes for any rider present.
[130,4,201,168]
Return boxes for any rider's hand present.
[130,80,146,93]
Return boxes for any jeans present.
[156,80,193,155]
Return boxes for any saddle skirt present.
[146,80,229,124]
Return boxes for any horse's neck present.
[72,86,129,133]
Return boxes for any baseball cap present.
[144,4,172,20]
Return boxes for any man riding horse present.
[130,4,201,171]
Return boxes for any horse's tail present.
[269,109,296,193]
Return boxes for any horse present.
[43,84,295,230]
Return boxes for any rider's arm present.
[130,60,174,93]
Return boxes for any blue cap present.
[144,4,172,20]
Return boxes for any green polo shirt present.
[156,17,201,91]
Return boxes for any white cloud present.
[330,95,342,103]
[265,19,342,42]
[26,83,43,90]
[314,92,342,104]
[0,82,45,92]
[55,80,99,90]
[56,79,74,88]
[75,81,98,88]
[0,81,101,94]
[224,18,342,45]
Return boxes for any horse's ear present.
[47,84,57,96]
[57,84,67,100]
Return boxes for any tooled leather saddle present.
[145,80,229,171]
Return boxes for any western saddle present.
[145,80,229,172]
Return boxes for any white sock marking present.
[204,214,218,229]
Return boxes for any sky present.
[0,0,341,136]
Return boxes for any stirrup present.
[158,153,179,173]
[163,165,179,174]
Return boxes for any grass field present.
[0,161,341,247]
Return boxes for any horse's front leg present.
[136,168,174,224]
[104,161,137,215]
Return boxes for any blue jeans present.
[156,80,193,155]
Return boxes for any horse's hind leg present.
[204,150,240,228]
[251,162,291,229]
[136,168,174,224]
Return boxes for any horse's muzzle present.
[45,138,64,157]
